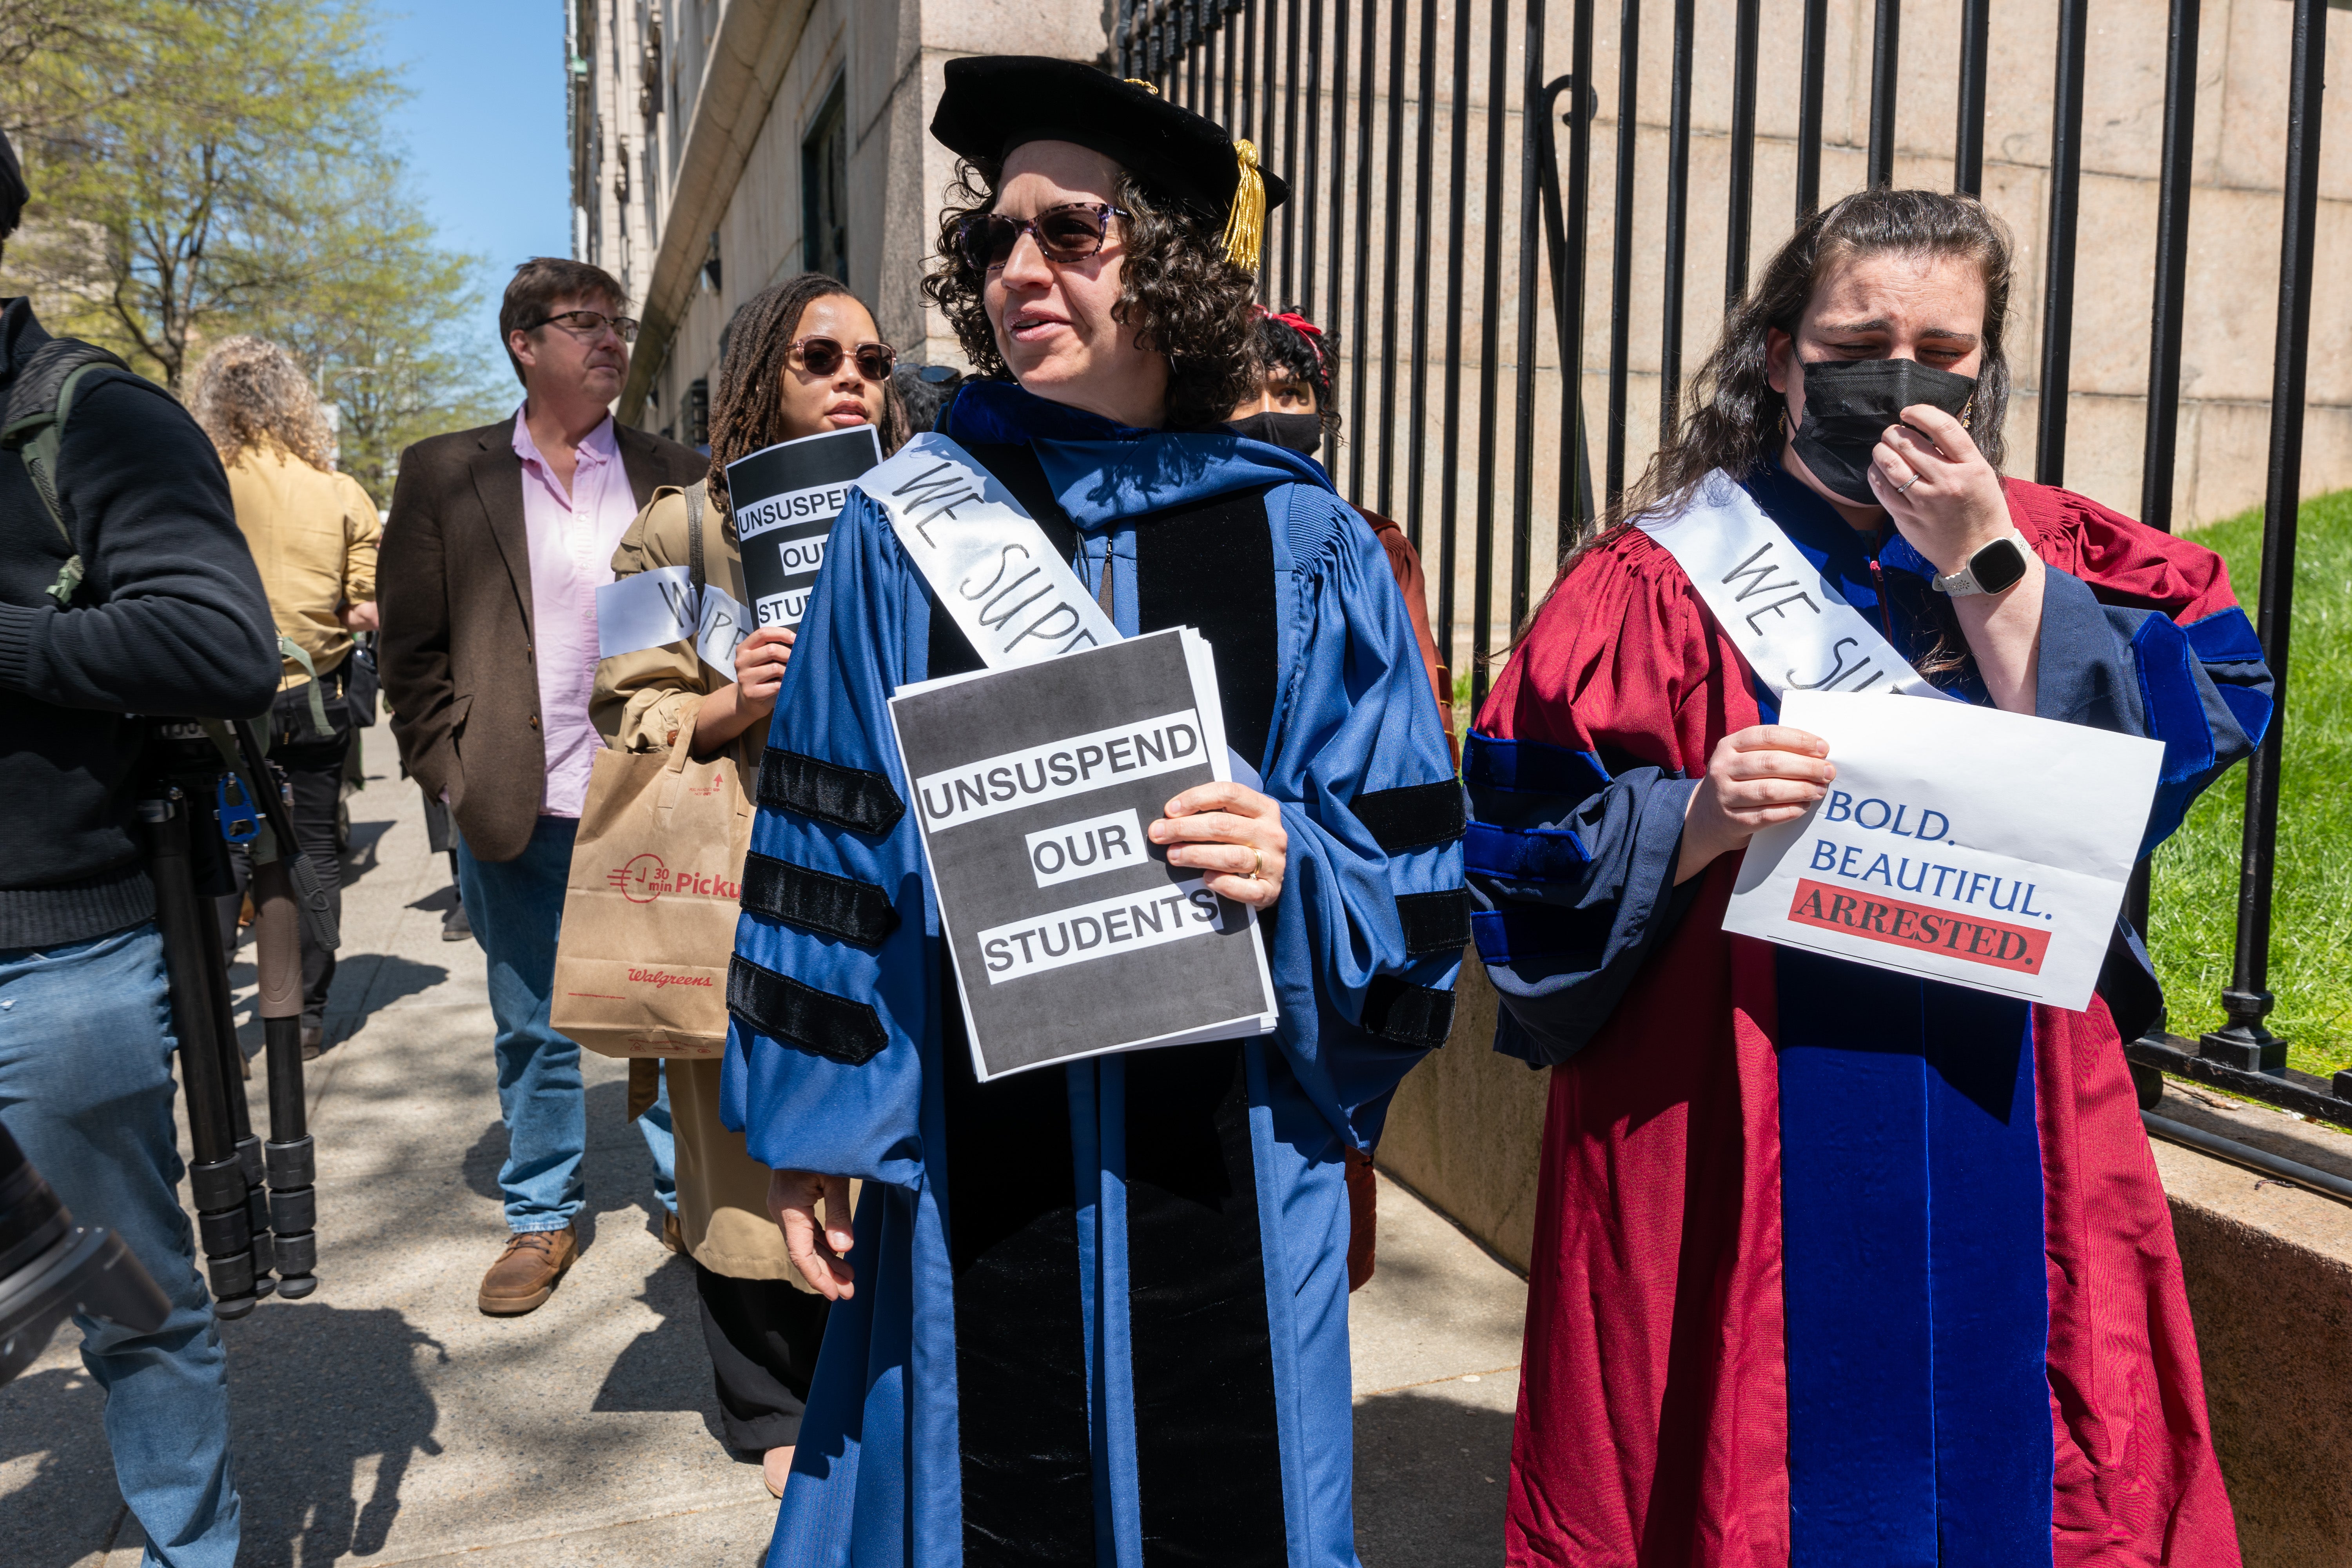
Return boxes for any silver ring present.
[1896,474,1920,494]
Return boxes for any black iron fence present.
[1113,0,2337,1118]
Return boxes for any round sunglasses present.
[791,336,897,382]
[957,202,1133,273]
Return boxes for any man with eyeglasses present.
[379,257,704,1316]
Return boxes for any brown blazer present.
[377,416,706,863]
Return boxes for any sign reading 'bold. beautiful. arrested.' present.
[1722,688,2164,1010]
[887,628,1278,1081]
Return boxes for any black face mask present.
[1787,357,1976,505]
[1230,410,1323,457]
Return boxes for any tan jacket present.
[594,481,811,1285]
[223,441,380,689]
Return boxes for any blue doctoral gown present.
[724,383,1466,1568]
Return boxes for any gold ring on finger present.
[1249,846,1265,879]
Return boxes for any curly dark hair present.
[1603,187,2014,537]
[919,159,1260,431]
[707,272,910,507]
[1250,308,1341,448]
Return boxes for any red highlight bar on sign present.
[1785,878,2051,974]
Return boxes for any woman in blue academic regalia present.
[722,58,1466,1568]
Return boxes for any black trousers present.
[694,1259,831,1452]
[216,730,348,1030]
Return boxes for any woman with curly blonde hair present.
[187,334,380,1057]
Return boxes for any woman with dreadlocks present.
[591,271,907,1499]
[1469,187,2263,1563]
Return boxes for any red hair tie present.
[1253,305,1326,373]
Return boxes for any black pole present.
[2203,0,2325,1079]
[1437,0,1472,660]
[1510,0,1551,642]
[2036,0,2088,486]
[1659,0,1695,447]
[1404,0,1439,549]
[1472,0,1510,712]
[1299,0,1323,318]
[1324,0,1348,350]
[1347,0,1379,501]
[1605,0,1640,503]
[1281,0,1302,304]
[1954,0,1990,193]
[1726,0,1759,303]
[1377,0,1410,517]
[2139,0,2200,537]
[1867,0,1900,188]
[1795,0,1828,217]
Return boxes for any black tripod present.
[139,717,338,1318]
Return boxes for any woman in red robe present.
[1469,188,2269,1566]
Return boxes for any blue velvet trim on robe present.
[1778,948,2053,1568]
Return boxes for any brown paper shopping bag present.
[552,725,753,1058]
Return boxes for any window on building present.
[803,77,848,283]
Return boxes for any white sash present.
[1639,470,1954,702]
[594,564,755,677]
[856,433,1120,671]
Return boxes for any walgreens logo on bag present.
[605,853,741,904]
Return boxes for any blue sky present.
[372,0,572,383]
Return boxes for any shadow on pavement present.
[339,817,394,886]
[1354,1385,1517,1566]
[0,1361,118,1568]
[220,1305,448,1567]
[0,1305,450,1568]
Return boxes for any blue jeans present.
[0,923,239,1568]
[454,815,673,1230]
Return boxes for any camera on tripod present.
[140,714,339,1320]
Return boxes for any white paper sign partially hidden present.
[1722,689,2163,1009]
[594,564,754,677]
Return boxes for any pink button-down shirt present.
[511,407,637,818]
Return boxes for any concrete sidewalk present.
[3,746,1526,1566]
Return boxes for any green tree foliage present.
[0,0,505,501]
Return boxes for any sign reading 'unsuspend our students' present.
[887,628,1277,1081]
[726,423,883,631]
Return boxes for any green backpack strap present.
[1,339,134,607]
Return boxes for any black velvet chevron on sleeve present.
[1352,780,1468,854]
[1395,887,1473,956]
[757,749,906,835]
[739,852,899,946]
[1360,974,1456,1050]
[727,955,889,1065]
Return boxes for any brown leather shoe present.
[660,1211,683,1256]
[477,1226,579,1316]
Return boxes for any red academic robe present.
[1471,473,2265,1566]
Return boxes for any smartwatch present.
[1931,534,2032,597]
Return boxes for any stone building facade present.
[568,0,2345,547]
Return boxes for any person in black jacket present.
[0,128,278,1567]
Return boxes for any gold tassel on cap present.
[1221,139,1266,274]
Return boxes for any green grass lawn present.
[2149,488,2352,1078]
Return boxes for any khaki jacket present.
[223,441,381,689]
[594,482,809,1285]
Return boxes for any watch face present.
[1973,536,2030,594]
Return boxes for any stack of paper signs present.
[888,627,1279,1081]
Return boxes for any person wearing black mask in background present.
[0,126,279,1565]
[1227,304,1455,1295]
